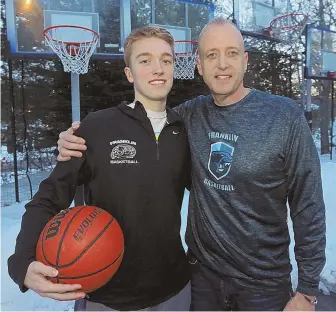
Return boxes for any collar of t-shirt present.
[128,102,167,141]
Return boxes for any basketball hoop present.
[43,25,99,74]
[327,71,336,80]
[265,13,308,42]
[174,40,198,80]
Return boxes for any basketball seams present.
[42,216,61,267]
[56,214,115,269]
[57,249,124,280]
[55,206,88,282]
[40,221,57,267]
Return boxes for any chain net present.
[174,41,198,80]
[44,26,99,74]
[267,14,308,42]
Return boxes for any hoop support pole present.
[71,73,81,122]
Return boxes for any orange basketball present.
[36,206,124,293]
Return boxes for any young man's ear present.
[124,67,134,83]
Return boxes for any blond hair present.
[123,26,174,67]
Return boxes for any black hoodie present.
[8,101,191,310]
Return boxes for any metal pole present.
[71,73,81,122]
[70,73,84,205]
[21,60,33,199]
[233,0,238,25]
[151,0,155,24]
[289,56,293,98]
[8,59,20,202]
[300,53,306,109]
[185,3,188,28]
[305,79,313,131]
[331,81,334,160]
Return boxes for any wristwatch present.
[301,293,318,305]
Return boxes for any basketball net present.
[266,13,308,43]
[43,25,99,74]
[174,40,198,80]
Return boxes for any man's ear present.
[196,58,203,76]
[244,52,248,72]
[124,66,134,83]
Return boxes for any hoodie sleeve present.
[7,117,93,293]
[285,112,326,296]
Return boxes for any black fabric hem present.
[89,276,190,311]
[8,255,35,293]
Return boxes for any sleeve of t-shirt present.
[172,98,198,121]
[7,115,94,293]
[285,112,326,296]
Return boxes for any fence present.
[1,147,56,206]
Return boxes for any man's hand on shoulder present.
[284,292,316,311]
[57,121,87,161]
[24,261,86,301]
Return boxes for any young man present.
[57,18,326,311]
[8,26,191,311]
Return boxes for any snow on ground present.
[0,202,75,311]
[316,155,336,294]
[1,155,335,310]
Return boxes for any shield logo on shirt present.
[208,142,234,180]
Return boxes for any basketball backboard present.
[305,25,336,80]
[234,0,290,41]
[5,0,214,59]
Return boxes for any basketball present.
[36,206,124,293]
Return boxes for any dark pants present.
[189,254,293,311]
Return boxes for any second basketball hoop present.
[174,40,198,80]
[265,13,308,42]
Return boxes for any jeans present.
[189,253,293,311]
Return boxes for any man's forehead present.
[200,24,244,51]
[133,37,170,47]
[132,39,173,54]
[204,44,241,51]
[134,51,173,58]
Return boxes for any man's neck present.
[213,86,250,107]
[134,94,167,112]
